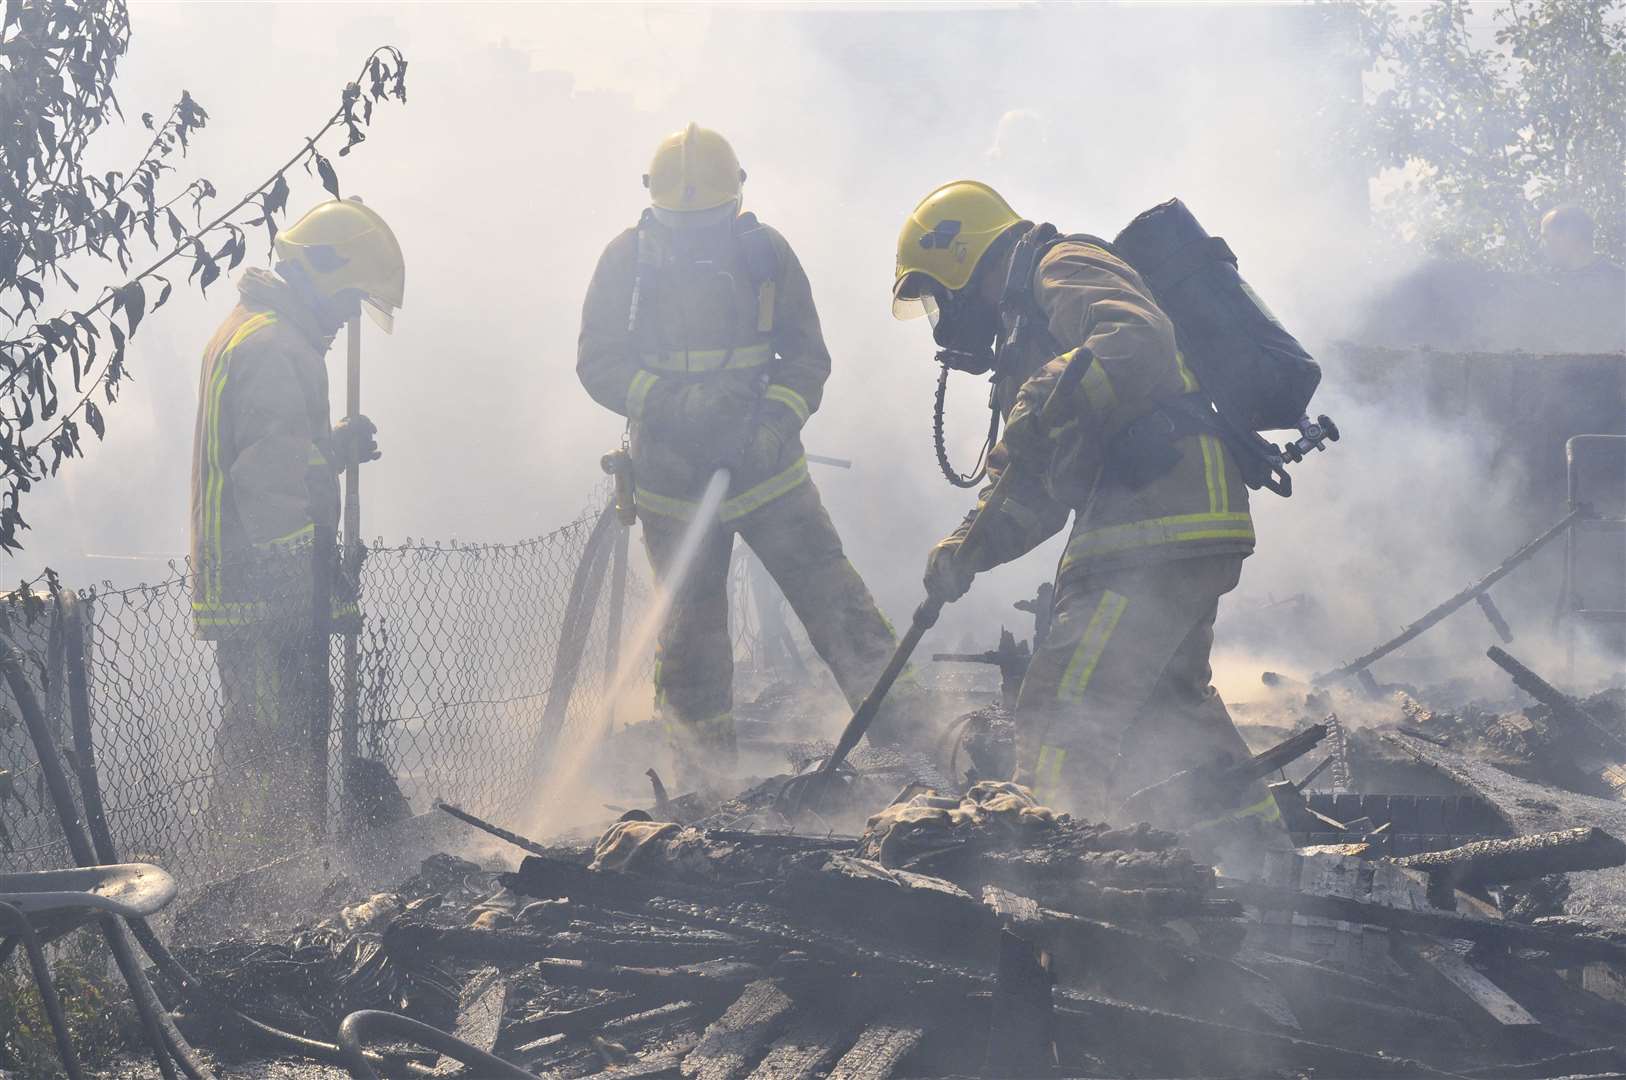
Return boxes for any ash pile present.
[144,659,1626,1080]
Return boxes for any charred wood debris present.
[137,653,1626,1080]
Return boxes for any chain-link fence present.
[0,494,648,888]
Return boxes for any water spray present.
[528,469,732,832]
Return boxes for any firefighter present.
[892,181,1260,821]
[190,198,402,857]
[579,124,912,784]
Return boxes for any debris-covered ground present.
[69,650,1626,1080]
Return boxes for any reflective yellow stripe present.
[720,456,808,522]
[308,445,329,468]
[756,281,776,333]
[634,487,702,522]
[626,370,660,420]
[763,384,810,426]
[1199,434,1221,514]
[1058,590,1127,703]
[1174,349,1198,394]
[1192,792,1282,830]
[1080,356,1117,418]
[1061,512,1254,570]
[636,457,811,525]
[200,312,278,612]
[257,523,315,549]
[639,342,773,373]
[1033,745,1067,806]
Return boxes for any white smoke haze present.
[6,1,1610,752]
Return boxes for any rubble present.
[109,731,1626,1080]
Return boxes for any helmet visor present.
[652,200,740,230]
[362,296,396,335]
[891,272,944,323]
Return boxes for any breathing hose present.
[933,363,1001,489]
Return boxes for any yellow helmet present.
[892,181,1021,319]
[275,198,405,332]
[644,123,745,227]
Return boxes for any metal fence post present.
[341,315,363,829]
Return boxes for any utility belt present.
[1101,392,1226,491]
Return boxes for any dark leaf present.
[115,281,146,337]
[315,152,340,198]
[141,111,154,129]
[16,278,43,314]
[85,402,105,440]
[265,172,289,217]
[151,277,173,313]
[167,207,184,242]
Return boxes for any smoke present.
[7,3,1611,732]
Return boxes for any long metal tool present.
[341,315,362,818]
[781,351,1093,817]
[435,800,552,858]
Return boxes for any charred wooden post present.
[983,928,1056,1076]
[1396,826,1626,890]
[1487,646,1626,759]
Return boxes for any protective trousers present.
[210,631,322,859]
[641,479,900,775]
[1016,553,1253,819]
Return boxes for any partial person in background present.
[190,199,401,858]
[578,124,919,789]
[1540,204,1626,351]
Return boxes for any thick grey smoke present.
[7,3,1602,711]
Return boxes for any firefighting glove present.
[330,414,380,468]
[923,533,975,603]
[743,401,801,475]
[645,382,757,464]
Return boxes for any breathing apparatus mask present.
[896,274,1005,377]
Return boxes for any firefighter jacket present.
[577,217,829,526]
[957,238,1255,577]
[190,268,341,639]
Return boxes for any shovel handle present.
[799,351,1095,802]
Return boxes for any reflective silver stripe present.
[1061,512,1254,570]
[639,342,773,372]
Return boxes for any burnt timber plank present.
[1223,877,1626,966]
[1397,827,1626,887]
[1387,731,1626,932]
[1056,990,1466,1078]
[1411,940,1540,1028]
[434,966,508,1073]
[746,1010,848,1080]
[824,1014,926,1080]
[681,979,798,1080]
[578,1043,697,1080]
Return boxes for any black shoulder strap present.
[733,211,781,285]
